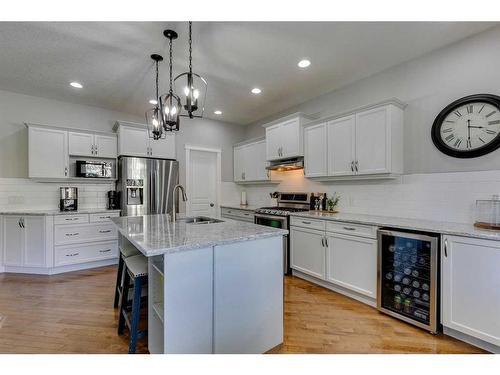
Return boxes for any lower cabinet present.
[442,235,500,347]
[325,233,377,298]
[3,215,46,267]
[220,207,254,223]
[290,219,378,305]
[290,227,326,280]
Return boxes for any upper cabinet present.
[234,139,270,183]
[28,126,69,178]
[26,123,118,180]
[264,113,312,161]
[114,121,176,160]
[304,101,404,179]
[69,131,117,158]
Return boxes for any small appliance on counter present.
[76,160,113,178]
[107,190,120,210]
[377,228,440,333]
[310,192,327,210]
[60,187,78,212]
[474,195,500,230]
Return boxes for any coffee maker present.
[107,191,119,210]
[60,187,78,211]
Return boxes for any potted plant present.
[326,193,340,213]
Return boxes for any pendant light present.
[174,21,208,119]
[145,54,165,140]
[159,29,181,131]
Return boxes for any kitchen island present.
[111,214,288,354]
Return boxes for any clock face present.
[432,95,500,158]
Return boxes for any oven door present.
[254,213,290,274]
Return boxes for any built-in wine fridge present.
[377,229,440,333]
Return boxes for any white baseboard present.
[291,270,376,307]
[443,327,499,354]
[3,258,118,275]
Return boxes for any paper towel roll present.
[241,191,247,205]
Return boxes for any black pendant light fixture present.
[145,54,165,140]
[159,29,181,131]
[174,21,208,119]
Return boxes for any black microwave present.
[76,160,113,178]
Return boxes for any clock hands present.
[467,119,471,142]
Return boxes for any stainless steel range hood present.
[266,157,304,171]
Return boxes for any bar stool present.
[118,254,148,354]
[114,241,141,308]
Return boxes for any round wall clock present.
[431,94,500,158]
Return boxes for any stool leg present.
[118,271,130,336]
[128,276,143,354]
[114,255,124,308]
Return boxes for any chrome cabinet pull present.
[324,237,328,247]
[18,219,22,228]
[64,167,68,176]
[99,249,111,253]
[321,237,325,247]
[65,232,79,237]
[99,229,111,233]
[21,218,25,228]
[343,226,356,231]
[351,161,354,172]
[302,221,311,224]
[65,253,79,257]
[99,216,110,219]
[444,238,448,257]
[355,161,359,172]
[65,217,78,221]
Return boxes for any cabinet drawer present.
[221,208,254,219]
[54,214,89,225]
[325,221,377,239]
[89,212,120,223]
[55,223,117,245]
[55,240,118,266]
[290,216,326,231]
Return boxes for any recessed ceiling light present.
[298,59,311,68]
[251,88,262,94]
[70,81,83,89]
[214,110,222,115]
[149,99,158,105]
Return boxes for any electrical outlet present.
[8,196,25,204]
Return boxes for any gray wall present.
[0,89,143,178]
[245,26,500,174]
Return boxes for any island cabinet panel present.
[159,247,213,354]
[442,235,500,348]
[213,236,283,354]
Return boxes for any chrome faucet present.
[172,184,188,222]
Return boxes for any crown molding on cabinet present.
[24,122,116,137]
[261,112,317,129]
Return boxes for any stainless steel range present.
[255,192,311,274]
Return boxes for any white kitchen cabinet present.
[327,115,356,176]
[115,122,175,159]
[2,215,46,268]
[442,235,500,347]
[264,113,311,161]
[304,123,327,177]
[303,101,404,179]
[69,132,117,158]
[325,233,377,298]
[233,139,269,183]
[28,126,68,178]
[290,227,325,279]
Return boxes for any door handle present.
[210,203,214,207]
[18,219,22,228]
[343,226,356,231]
[99,230,112,233]
[355,160,359,172]
[321,237,325,247]
[21,218,25,228]
[444,238,448,257]
[99,249,111,253]
[324,237,328,247]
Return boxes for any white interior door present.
[187,148,220,217]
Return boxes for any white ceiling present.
[0,22,496,125]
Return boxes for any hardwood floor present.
[0,266,484,354]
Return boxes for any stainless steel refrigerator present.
[117,156,179,217]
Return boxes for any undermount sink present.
[179,216,225,224]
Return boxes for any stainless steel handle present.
[227,210,232,214]
[65,232,80,236]
[65,253,79,257]
[99,216,110,219]
[65,217,78,221]
[302,221,312,225]
[95,144,98,155]
[21,218,25,228]
[343,226,356,231]
[324,237,328,247]
[444,238,448,257]
[64,167,68,176]
[99,249,111,253]
[351,161,354,172]
[18,219,22,228]
[243,213,250,216]
[321,237,325,247]
[355,160,359,172]
[99,230,111,233]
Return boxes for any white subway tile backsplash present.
[0,178,114,210]
[236,170,500,224]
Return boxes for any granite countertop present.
[0,208,121,216]
[290,211,500,241]
[111,214,288,257]
[220,204,259,212]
